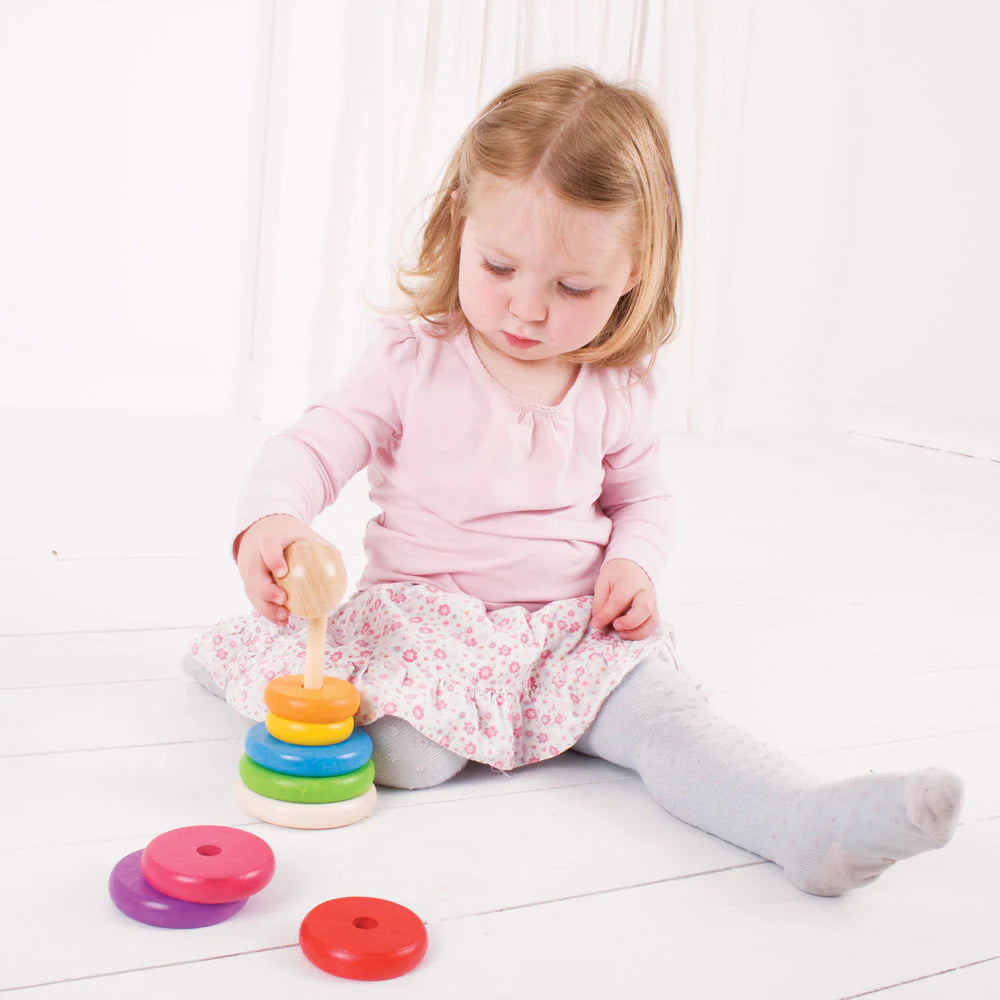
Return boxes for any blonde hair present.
[396,66,682,371]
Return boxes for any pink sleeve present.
[232,318,417,559]
[599,369,676,587]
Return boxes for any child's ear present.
[622,269,640,295]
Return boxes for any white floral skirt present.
[188,582,675,770]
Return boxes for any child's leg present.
[366,716,469,790]
[574,654,963,896]
[183,655,467,790]
[183,653,225,696]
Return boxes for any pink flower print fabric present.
[189,583,674,770]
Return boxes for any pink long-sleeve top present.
[235,317,675,612]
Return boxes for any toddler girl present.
[187,66,963,897]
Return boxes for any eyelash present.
[479,259,593,298]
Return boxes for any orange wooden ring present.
[264,675,361,724]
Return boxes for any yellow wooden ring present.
[265,712,354,746]
[264,675,360,724]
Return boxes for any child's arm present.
[231,319,417,619]
[592,372,675,639]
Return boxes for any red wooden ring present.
[141,825,275,904]
[264,675,361,724]
[299,897,428,980]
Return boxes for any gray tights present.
[359,654,964,897]
[185,652,962,895]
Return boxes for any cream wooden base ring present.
[237,782,377,829]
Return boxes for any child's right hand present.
[235,514,334,625]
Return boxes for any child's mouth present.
[503,332,540,350]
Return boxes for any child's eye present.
[481,259,513,277]
[559,283,593,298]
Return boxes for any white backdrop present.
[717,0,1000,459]
[245,0,715,429]
[2,0,998,457]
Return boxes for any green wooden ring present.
[239,755,375,804]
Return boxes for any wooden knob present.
[276,540,347,619]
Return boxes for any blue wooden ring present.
[244,722,373,777]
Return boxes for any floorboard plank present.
[3,420,998,998]
[0,679,250,755]
[2,819,993,999]
[0,629,202,689]
[0,778,757,990]
[843,957,1000,999]
[0,745,628,852]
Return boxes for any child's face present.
[457,178,638,366]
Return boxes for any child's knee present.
[182,654,225,698]
[367,715,468,789]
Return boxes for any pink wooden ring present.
[141,825,275,904]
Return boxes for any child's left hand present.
[590,558,659,640]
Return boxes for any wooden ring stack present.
[108,825,275,928]
[237,675,377,827]
[236,540,378,829]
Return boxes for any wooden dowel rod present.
[304,616,327,690]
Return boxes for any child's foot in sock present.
[780,767,964,896]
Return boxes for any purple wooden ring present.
[109,850,247,928]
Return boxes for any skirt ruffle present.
[188,582,675,770]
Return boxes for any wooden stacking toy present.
[108,825,275,928]
[236,540,378,829]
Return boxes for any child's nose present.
[508,283,547,324]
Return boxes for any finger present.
[248,573,288,620]
[612,590,655,631]
[249,556,290,608]
[616,604,659,641]
[590,576,612,626]
[249,594,288,626]
[615,620,657,641]
[262,537,290,580]
[593,578,633,629]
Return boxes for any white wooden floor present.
[2,406,998,998]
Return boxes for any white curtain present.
[245,0,752,428]
[6,2,997,455]
[0,0,750,434]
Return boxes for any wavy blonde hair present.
[396,66,682,371]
